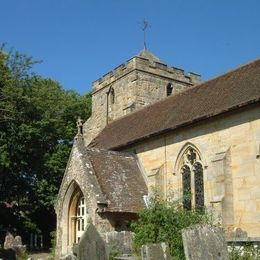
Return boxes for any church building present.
[55,49,260,257]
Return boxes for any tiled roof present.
[85,148,147,213]
[90,59,260,149]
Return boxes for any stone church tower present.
[83,49,201,145]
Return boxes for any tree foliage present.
[0,45,92,246]
[131,196,209,259]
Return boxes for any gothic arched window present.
[178,146,204,210]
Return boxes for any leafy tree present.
[0,45,92,247]
[131,195,209,259]
[0,50,13,122]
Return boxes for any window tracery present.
[179,147,204,209]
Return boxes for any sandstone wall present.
[126,105,260,237]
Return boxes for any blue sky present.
[1,0,260,95]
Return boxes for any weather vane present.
[142,19,151,50]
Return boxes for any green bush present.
[228,244,260,260]
[131,195,209,259]
[108,246,122,260]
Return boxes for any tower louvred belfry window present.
[166,83,173,96]
[179,146,204,210]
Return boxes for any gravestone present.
[13,235,22,246]
[182,224,229,260]
[3,233,26,258]
[13,235,26,256]
[230,227,248,239]
[3,232,14,249]
[76,221,108,260]
[60,254,77,260]
[141,242,170,260]
[105,231,133,255]
[1,233,16,260]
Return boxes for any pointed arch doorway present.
[68,185,88,245]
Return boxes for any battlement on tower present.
[92,54,201,93]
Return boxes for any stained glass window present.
[180,147,204,210]
[181,165,191,210]
[194,162,204,209]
